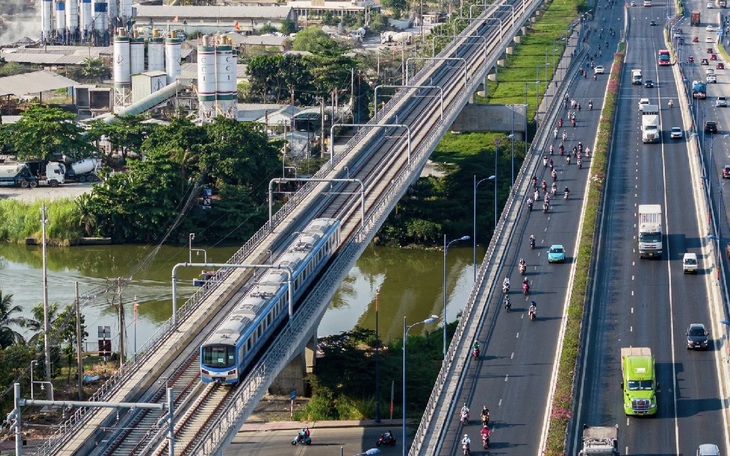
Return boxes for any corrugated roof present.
[0,52,91,65]
[0,70,79,97]
[135,5,293,19]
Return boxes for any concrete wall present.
[450,104,527,136]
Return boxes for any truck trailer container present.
[691,10,701,25]
[631,69,642,85]
[578,425,620,456]
[638,204,662,258]
[641,105,660,143]
[0,163,37,188]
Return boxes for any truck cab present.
[621,347,657,415]
[632,69,643,85]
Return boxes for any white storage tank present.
[56,1,66,35]
[107,0,117,24]
[66,0,79,34]
[42,0,53,41]
[197,35,216,120]
[120,0,132,20]
[113,30,131,88]
[93,0,108,34]
[147,29,165,72]
[81,0,92,37]
[216,37,237,118]
[130,33,145,76]
[165,31,182,84]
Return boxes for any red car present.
[723,165,730,179]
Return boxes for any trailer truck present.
[621,347,657,415]
[691,10,701,25]
[641,105,660,143]
[693,80,707,99]
[638,204,662,258]
[0,163,37,188]
[25,161,66,186]
[578,425,620,456]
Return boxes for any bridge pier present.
[269,333,318,396]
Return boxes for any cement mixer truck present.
[64,157,101,183]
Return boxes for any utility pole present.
[41,205,52,390]
[117,278,124,368]
[75,282,83,400]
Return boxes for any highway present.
[570,2,730,456]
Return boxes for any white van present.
[697,444,720,456]
[683,253,698,274]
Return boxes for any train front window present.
[202,345,235,368]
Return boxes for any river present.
[0,241,478,354]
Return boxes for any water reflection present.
[0,242,478,350]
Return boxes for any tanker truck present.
[0,163,37,188]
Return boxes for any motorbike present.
[571,118,577,127]
[519,262,526,275]
[522,281,530,295]
[482,432,490,449]
[460,411,470,426]
[552,170,558,181]
[549,160,554,170]
[472,347,480,359]
[527,200,533,211]
[543,156,548,167]
[549,144,554,155]
[668,99,674,108]
[588,101,593,110]
[543,202,549,213]
[558,118,563,128]
[481,412,490,426]
[528,305,537,321]
[502,283,510,294]
[463,442,471,456]
[503,295,511,311]
[562,131,567,141]
[566,155,572,165]
[564,190,569,200]
[292,433,312,445]
[593,73,597,80]
[530,238,536,249]
[377,432,397,447]
[578,158,582,169]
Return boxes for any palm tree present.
[0,290,26,348]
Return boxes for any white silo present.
[66,0,79,37]
[216,37,237,119]
[81,0,92,38]
[165,31,182,84]
[113,29,131,107]
[108,0,117,25]
[120,0,132,22]
[130,33,145,76]
[56,1,66,36]
[148,30,165,72]
[41,0,53,42]
[93,0,108,34]
[197,35,216,120]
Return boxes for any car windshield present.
[627,379,654,390]
[640,233,661,242]
[672,128,681,132]
[689,327,705,336]
[550,247,563,253]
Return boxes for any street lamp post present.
[473,176,495,281]
[444,234,470,355]
[375,290,381,423]
[403,315,438,456]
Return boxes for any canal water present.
[0,241,477,353]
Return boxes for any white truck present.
[632,69,642,85]
[641,105,660,143]
[25,161,67,186]
[638,204,662,258]
[578,425,619,456]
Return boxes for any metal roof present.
[0,70,79,97]
[135,5,294,19]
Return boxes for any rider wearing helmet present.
[503,277,510,290]
[462,433,471,448]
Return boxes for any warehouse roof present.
[135,5,293,19]
[0,70,78,97]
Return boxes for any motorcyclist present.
[522,277,530,290]
[541,180,547,193]
[593,72,597,80]
[527,197,533,211]
[502,277,510,291]
[481,425,491,448]
[548,158,554,169]
[472,341,480,351]
[529,300,537,318]
[668,99,674,108]
[554,127,559,139]
[543,155,548,167]
[519,258,526,269]
[529,234,536,248]
[460,404,470,423]
[549,144,554,155]
[480,406,490,425]
[588,100,593,110]
[551,181,557,195]
[551,169,557,181]
[462,434,471,450]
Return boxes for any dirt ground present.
[0,182,94,202]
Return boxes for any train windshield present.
[202,344,235,368]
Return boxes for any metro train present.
[200,218,341,384]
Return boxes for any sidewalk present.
[240,419,402,433]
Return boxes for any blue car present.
[547,245,566,263]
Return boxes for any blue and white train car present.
[200,218,341,384]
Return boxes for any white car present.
[716,96,727,107]
[671,127,684,139]
[706,25,715,31]
[706,36,715,43]
[707,2,714,8]
[707,74,718,83]
[638,97,650,110]
[594,65,605,74]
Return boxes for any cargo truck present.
[641,105,660,143]
[631,69,642,85]
[638,204,662,258]
[693,80,707,99]
[0,163,37,188]
[578,425,619,456]
[691,10,701,25]
[621,347,657,415]
[63,157,101,183]
[25,161,66,187]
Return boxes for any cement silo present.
[147,30,165,72]
[197,35,216,120]
[113,29,131,107]
[119,0,133,22]
[130,33,145,76]
[81,0,92,39]
[56,1,66,38]
[66,0,79,39]
[165,31,182,84]
[41,0,53,42]
[216,37,237,119]
[108,0,117,26]
[93,0,108,34]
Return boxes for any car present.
[722,165,730,178]
[676,28,684,34]
[707,1,714,7]
[630,0,636,4]
[707,74,717,83]
[683,253,698,273]
[716,96,727,107]
[547,245,566,263]
[644,79,654,88]
[706,25,715,31]
[638,98,650,110]
[686,323,709,350]
[670,127,684,139]
[706,36,715,43]
[705,120,718,133]
[650,19,657,25]
[594,65,605,74]
[698,444,721,456]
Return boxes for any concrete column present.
[269,334,318,396]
